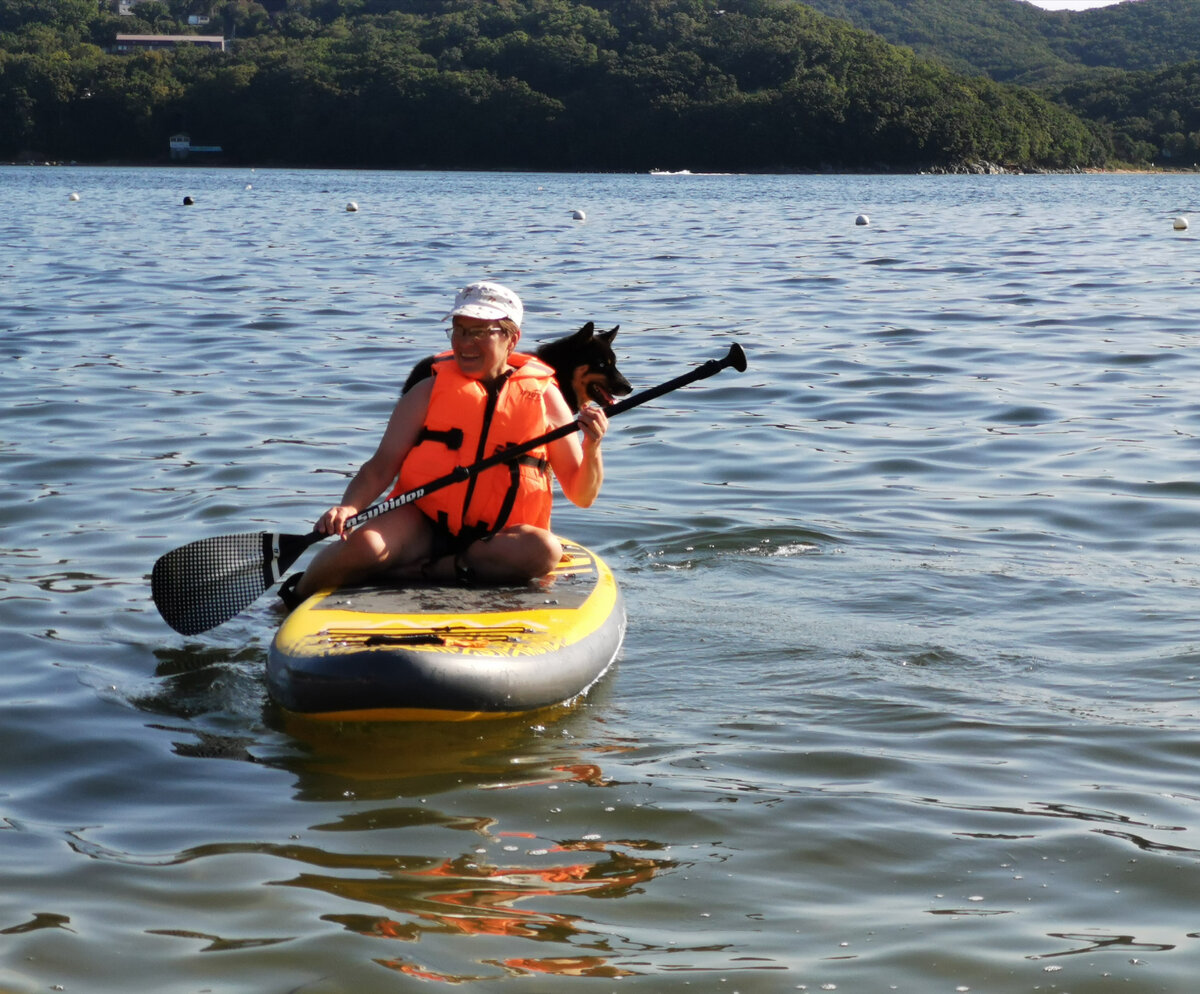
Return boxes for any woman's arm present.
[544,384,606,508]
[315,377,434,536]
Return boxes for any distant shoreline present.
[4,159,1197,176]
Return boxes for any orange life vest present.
[393,352,554,535]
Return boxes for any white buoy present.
[68,192,80,201]
[571,209,586,220]
[1173,216,1189,230]
[245,184,252,190]
[346,201,359,212]
[855,214,869,226]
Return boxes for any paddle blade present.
[726,342,747,372]
[151,531,316,635]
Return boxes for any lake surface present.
[3,164,1200,992]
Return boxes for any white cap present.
[445,281,523,329]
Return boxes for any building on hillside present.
[169,134,224,160]
[111,34,226,53]
[114,0,217,14]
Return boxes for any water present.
[3,164,1200,992]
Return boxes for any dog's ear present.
[402,355,436,395]
[598,325,619,344]
[572,321,596,340]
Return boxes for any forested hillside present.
[0,0,1107,171]
[1047,61,1200,166]
[798,0,1068,83]
[801,0,1200,81]
[800,0,1200,166]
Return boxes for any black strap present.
[490,458,523,535]
[460,371,512,522]
[454,522,489,552]
[485,446,550,535]
[416,426,464,450]
[514,454,550,472]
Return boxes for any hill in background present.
[1,0,1190,170]
[801,0,1200,166]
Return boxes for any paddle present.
[152,342,747,635]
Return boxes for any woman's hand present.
[316,504,360,539]
[544,386,605,508]
[577,402,608,447]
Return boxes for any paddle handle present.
[345,342,747,530]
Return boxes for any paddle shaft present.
[339,341,748,533]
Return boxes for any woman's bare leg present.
[422,524,562,584]
[294,504,434,599]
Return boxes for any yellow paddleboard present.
[266,539,624,721]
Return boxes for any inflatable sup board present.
[266,539,624,721]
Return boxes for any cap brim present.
[445,303,516,323]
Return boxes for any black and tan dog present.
[402,321,631,413]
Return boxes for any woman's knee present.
[529,527,563,571]
[485,525,561,577]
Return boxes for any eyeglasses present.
[448,323,507,342]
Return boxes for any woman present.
[281,282,608,606]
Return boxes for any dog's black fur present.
[401,322,631,413]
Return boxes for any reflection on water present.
[269,703,623,800]
[0,913,72,936]
[63,708,678,985]
[315,835,668,982]
[1031,932,1176,961]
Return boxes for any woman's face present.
[449,316,517,382]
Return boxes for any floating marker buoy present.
[183,196,194,206]
[68,192,80,201]
[855,214,869,226]
[1173,216,1189,230]
[245,184,252,190]
[346,201,359,212]
[571,209,586,220]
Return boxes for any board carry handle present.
[151,342,747,635]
